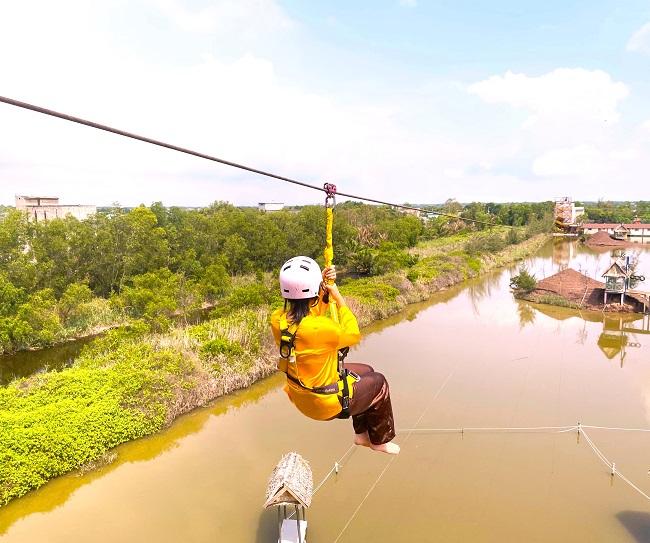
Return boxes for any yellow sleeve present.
[336,306,361,349]
[270,309,284,347]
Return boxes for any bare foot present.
[369,442,400,455]
[354,432,370,447]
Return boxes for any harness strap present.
[278,308,355,418]
[338,347,352,418]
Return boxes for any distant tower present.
[554,197,584,235]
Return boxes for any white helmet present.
[279,256,322,299]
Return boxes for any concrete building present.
[15,195,96,221]
[258,202,284,212]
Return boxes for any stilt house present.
[602,260,630,305]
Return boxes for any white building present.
[15,195,96,221]
[258,202,284,212]
[582,219,650,243]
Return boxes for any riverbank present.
[0,232,549,506]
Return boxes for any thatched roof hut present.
[264,452,313,509]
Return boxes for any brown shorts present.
[338,362,396,445]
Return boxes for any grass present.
[516,293,583,310]
[0,307,276,506]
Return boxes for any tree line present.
[0,199,553,352]
[578,200,650,224]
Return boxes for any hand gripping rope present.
[323,182,338,324]
[323,183,353,418]
[323,182,337,323]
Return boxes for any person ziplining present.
[270,185,400,455]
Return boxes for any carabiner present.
[324,183,337,209]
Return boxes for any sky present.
[1,0,650,208]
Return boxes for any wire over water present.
[580,427,650,502]
[311,444,356,497]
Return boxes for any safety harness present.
[277,312,358,418]
[277,183,358,418]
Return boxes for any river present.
[1,239,649,542]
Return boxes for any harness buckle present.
[348,370,361,382]
[279,326,297,360]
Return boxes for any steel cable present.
[0,94,505,228]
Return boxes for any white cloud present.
[626,22,650,54]
[532,144,642,181]
[1,1,649,207]
[467,68,628,125]
[443,168,464,179]
[532,144,599,177]
[150,0,296,37]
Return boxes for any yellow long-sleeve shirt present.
[270,303,361,420]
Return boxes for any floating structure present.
[264,452,313,543]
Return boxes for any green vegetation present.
[0,200,553,354]
[0,197,553,505]
[509,267,538,293]
[0,307,273,506]
[535,295,583,309]
[580,200,650,224]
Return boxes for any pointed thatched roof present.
[264,452,313,509]
[602,261,628,278]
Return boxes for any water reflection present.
[466,271,503,317]
[516,300,537,329]
[516,300,647,365]
[0,336,97,385]
[552,237,575,268]
[598,315,649,367]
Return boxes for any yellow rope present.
[324,206,339,323]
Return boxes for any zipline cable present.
[0,94,506,229]
[0,95,319,192]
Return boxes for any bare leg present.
[354,431,399,454]
[354,431,370,447]
[368,441,400,455]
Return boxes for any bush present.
[406,269,420,283]
[506,228,520,245]
[464,233,507,257]
[339,279,399,303]
[509,267,537,292]
[199,263,231,302]
[199,337,245,359]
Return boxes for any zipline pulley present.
[324,183,337,208]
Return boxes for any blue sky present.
[1,0,650,207]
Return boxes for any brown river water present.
[1,239,650,542]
